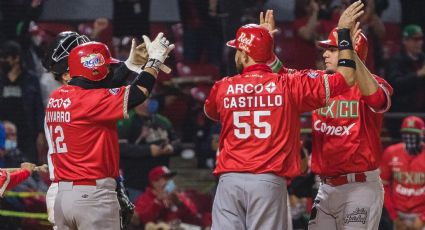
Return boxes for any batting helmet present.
[42,31,90,75]
[317,27,368,62]
[68,42,120,81]
[226,24,273,62]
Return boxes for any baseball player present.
[44,34,174,230]
[204,2,363,229]
[381,116,425,230]
[0,162,36,197]
[260,4,393,230]
[42,31,147,229]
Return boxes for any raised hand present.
[125,39,148,73]
[259,10,278,36]
[338,0,364,29]
[142,32,175,63]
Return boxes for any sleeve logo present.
[109,88,120,95]
[307,72,319,79]
[81,53,105,68]
[339,40,349,47]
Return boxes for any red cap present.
[401,116,425,134]
[68,41,119,81]
[317,27,368,62]
[148,166,176,183]
[226,24,273,62]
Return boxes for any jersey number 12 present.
[48,125,68,153]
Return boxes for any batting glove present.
[142,32,175,63]
[124,39,148,74]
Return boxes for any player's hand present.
[416,65,425,78]
[150,144,163,157]
[259,10,278,36]
[124,39,148,74]
[412,217,425,230]
[338,0,364,29]
[20,162,36,175]
[352,21,363,52]
[142,32,175,63]
[393,218,407,230]
[161,144,174,155]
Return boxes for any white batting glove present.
[124,39,148,74]
[142,32,175,63]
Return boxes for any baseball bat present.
[4,164,48,173]
[160,63,172,74]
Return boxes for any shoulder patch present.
[108,88,120,95]
[308,71,319,79]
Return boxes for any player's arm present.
[127,33,175,109]
[204,82,220,121]
[350,24,392,112]
[333,1,366,87]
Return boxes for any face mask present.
[164,180,176,193]
[402,133,423,155]
[5,139,17,151]
[148,99,159,114]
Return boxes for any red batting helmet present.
[68,41,119,81]
[317,27,368,62]
[226,24,273,62]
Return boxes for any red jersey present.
[380,143,425,220]
[204,64,350,178]
[310,75,392,176]
[45,85,130,181]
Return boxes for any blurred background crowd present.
[0,0,424,229]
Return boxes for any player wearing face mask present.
[380,116,425,230]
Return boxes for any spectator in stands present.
[0,41,44,164]
[400,0,425,44]
[292,0,322,69]
[0,121,24,168]
[118,98,179,201]
[380,116,425,230]
[132,166,206,228]
[179,0,222,66]
[385,24,425,113]
[113,0,150,38]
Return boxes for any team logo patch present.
[109,88,120,95]
[265,82,276,93]
[308,72,319,79]
[237,32,256,53]
[344,206,369,227]
[63,98,71,109]
[81,53,105,69]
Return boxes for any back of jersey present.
[205,67,302,178]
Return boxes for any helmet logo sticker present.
[237,32,256,53]
[81,53,105,69]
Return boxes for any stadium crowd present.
[0,0,424,229]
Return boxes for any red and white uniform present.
[381,143,425,221]
[0,169,31,197]
[311,75,392,176]
[204,64,350,178]
[45,84,130,181]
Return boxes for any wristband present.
[134,71,156,93]
[337,28,354,51]
[337,59,356,69]
[144,58,162,73]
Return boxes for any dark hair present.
[0,40,22,58]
